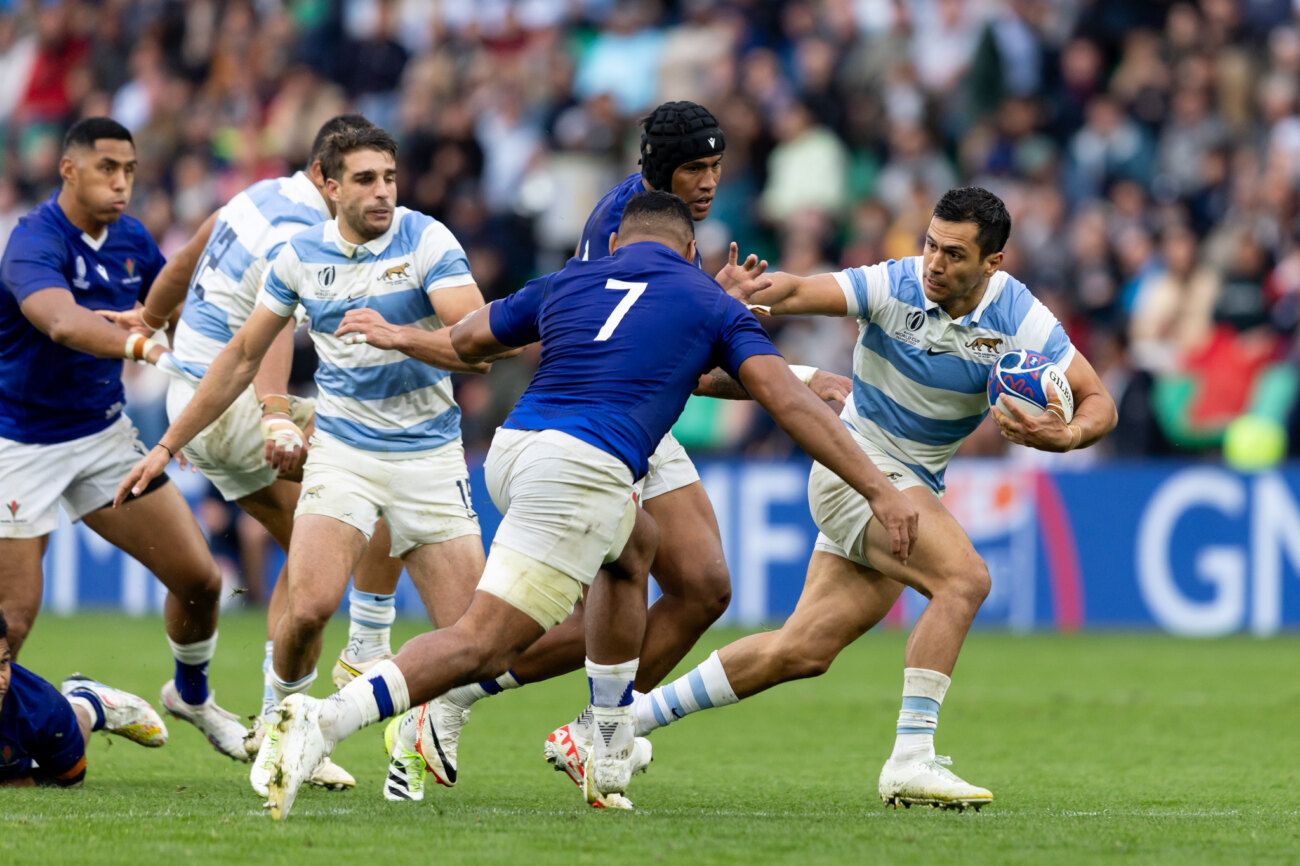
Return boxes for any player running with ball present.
[628,186,1117,811]
[261,190,917,820]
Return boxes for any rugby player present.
[0,607,168,787]
[260,191,917,820]
[0,117,246,759]
[116,125,495,801]
[627,187,1118,811]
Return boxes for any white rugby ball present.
[986,349,1074,423]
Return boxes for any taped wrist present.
[124,333,162,363]
[788,364,818,386]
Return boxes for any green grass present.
[4,612,1299,865]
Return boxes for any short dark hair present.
[309,114,374,164]
[0,606,7,644]
[317,125,398,182]
[618,191,694,247]
[932,187,1011,258]
[63,117,134,154]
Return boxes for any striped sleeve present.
[416,222,474,294]
[1017,297,1076,369]
[258,245,301,318]
[832,262,889,320]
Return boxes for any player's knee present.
[171,560,222,610]
[938,556,991,610]
[772,640,835,681]
[286,593,336,636]
[685,558,731,623]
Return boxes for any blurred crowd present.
[3,0,1300,481]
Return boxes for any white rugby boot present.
[878,754,993,812]
[544,716,652,809]
[61,674,167,747]
[251,711,355,800]
[331,636,394,689]
[411,695,470,788]
[267,694,331,821]
[160,680,249,761]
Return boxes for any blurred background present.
[8,0,1300,632]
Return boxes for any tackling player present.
[0,117,247,759]
[0,607,168,787]
[625,187,1118,811]
[385,100,851,803]
[260,191,918,820]
[103,114,400,787]
[116,125,495,802]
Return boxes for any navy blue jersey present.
[0,192,164,444]
[489,241,780,477]
[0,662,84,784]
[578,173,703,267]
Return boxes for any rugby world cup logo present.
[318,266,335,288]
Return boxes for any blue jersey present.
[0,662,84,784]
[0,192,164,444]
[489,241,779,477]
[578,173,703,267]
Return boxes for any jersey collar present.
[325,208,402,258]
[47,190,111,250]
[914,256,1008,326]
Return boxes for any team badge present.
[72,255,90,289]
[379,262,411,282]
[5,500,18,519]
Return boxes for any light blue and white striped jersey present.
[835,256,1075,492]
[259,206,474,456]
[171,171,331,379]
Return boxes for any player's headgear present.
[640,101,725,192]
[63,117,133,153]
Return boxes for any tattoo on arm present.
[695,368,750,400]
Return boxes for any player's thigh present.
[379,440,479,559]
[0,536,50,647]
[861,486,984,598]
[778,550,904,656]
[283,513,369,616]
[402,535,485,628]
[235,478,301,552]
[81,481,218,591]
[166,377,281,502]
[641,479,728,597]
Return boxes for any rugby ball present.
[987,349,1074,423]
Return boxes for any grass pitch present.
[3,612,1298,865]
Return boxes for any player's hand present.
[715,242,772,302]
[261,412,307,475]
[115,445,173,507]
[808,369,851,404]
[96,306,151,337]
[992,399,1074,452]
[336,308,403,349]
[868,485,919,564]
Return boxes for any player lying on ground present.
[101,114,403,787]
[0,117,245,760]
[116,125,501,804]
[259,190,917,819]
[0,607,168,787]
[619,186,1118,811]
[380,99,852,807]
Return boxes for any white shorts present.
[165,376,315,501]
[295,432,479,558]
[808,428,930,568]
[484,427,637,587]
[0,415,152,538]
[637,431,699,501]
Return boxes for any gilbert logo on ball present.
[987,349,1074,423]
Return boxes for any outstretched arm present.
[730,271,849,317]
[21,288,168,363]
[99,212,217,334]
[335,283,505,373]
[115,303,288,504]
[737,353,918,561]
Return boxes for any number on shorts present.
[594,279,647,341]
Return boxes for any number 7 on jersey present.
[594,279,647,341]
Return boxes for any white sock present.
[270,667,317,706]
[889,667,951,764]
[318,659,411,744]
[586,657,638,708]
[633,650,738,736]
[261,641,275,715]
[347,589,395,660]
[445,669,520,710]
